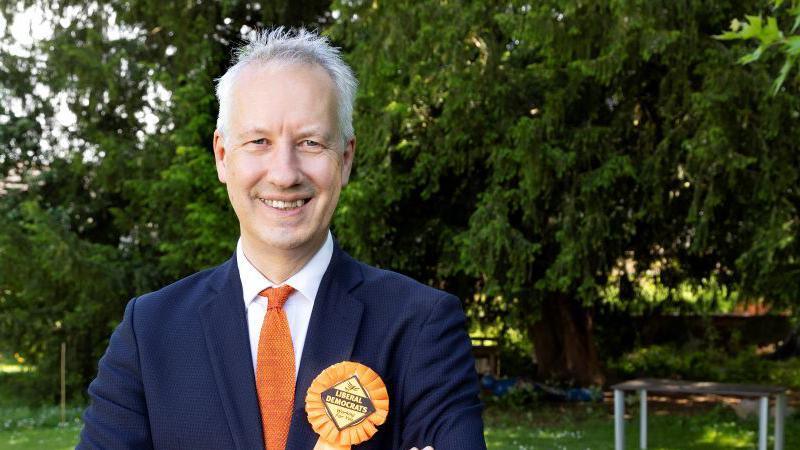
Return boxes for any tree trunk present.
[530,293,604,386]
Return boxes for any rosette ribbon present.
[305,361,389,450]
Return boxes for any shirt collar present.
[236,231,334,306]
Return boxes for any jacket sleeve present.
[399,293,487,450]
[78,297,153,450]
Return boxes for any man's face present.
[213,62,354,258]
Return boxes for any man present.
[79,28,485,450]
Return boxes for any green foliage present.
[1,0,799,392]
[0,189,130,400]
[716,0,800,93]
[481,383,542,410]
[0,0,332,400]
[609,344,800,388]
[331,0,800,359]
[766,356,800,388]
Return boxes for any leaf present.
[758,17,783,46]
[785,36,800,57]
[738,46,765,64]
[714,15,773,42]
[771,56,796,95]
[741,15,764,39]
[714,30,744,41]
[792,6,800,33]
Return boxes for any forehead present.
[228,61,337,133]
[235,59,335,89]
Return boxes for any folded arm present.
[399,293,486,450]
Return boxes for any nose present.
[264,140,303,188]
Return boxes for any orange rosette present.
[306,361,389,450]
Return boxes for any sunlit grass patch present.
[697,423,756,447]
[0,404,84,449]
[484,409,614,449]
[483,403,798,449]
[485,424,600,449]
[0,424,82,450]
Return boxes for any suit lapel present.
[198,257,264,450]
[287,242,365,449]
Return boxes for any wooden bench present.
[611,378,788,450]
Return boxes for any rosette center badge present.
[321,375,376,430]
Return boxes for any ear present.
[213,130,228,183]
[340,136,356,187]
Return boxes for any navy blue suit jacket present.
[79,243,486,449]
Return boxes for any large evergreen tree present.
[1,0,798,393]
[330,0,799,384]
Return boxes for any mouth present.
[257,197,311,211]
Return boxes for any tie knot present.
[258,285,295,310]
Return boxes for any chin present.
[259,231,316,251]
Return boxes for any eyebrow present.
[296,126,334,141]
[233,126,336,144]
[235,127,270,141]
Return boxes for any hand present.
[409,447,434,450]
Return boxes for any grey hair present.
[215,27,358,146]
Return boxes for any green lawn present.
[1,356,797,449]
[0,401,84,449]
[0,426,82,450]
[483,405,794,449]
[1,403,796,449]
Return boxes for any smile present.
[258,198,310,211]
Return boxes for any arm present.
[399,293,486,450]
[78,298,153,450]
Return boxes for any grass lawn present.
[483,403,798,449]
[0,401,84,449]
[1,402,796,449]
[0,426,82,450]
[2,356,797,449]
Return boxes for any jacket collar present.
[288,239,365,448]
[202,240,364,449]
[199,255,264,450]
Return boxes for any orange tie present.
[256,285,296,450]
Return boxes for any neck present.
[241,233,327,284]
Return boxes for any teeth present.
[261,198,306,210]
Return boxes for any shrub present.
[607,344,785,386]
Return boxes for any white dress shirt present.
[236,231,333,378]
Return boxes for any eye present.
[302,139,321,147]
[251,138,268,145]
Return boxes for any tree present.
[0,0,332,400]
[2,0,798,393]
[717,0,800,358]
[330,0,799,384]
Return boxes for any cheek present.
[317,172,341,196]
[227,155,263,188]
[303,153,342,191]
